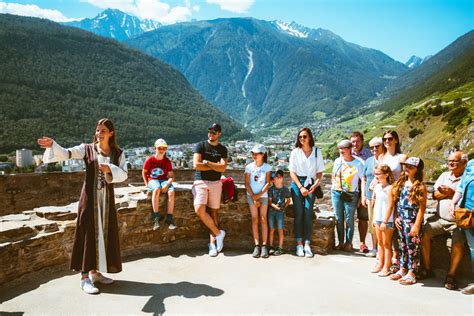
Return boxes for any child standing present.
[370,164,395,276]
[245,144,272,258]
[268,170,291,256]
[389,157,427,285]
[142,138,176,230]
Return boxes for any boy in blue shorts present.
[268,170,291,255]
[142,138,176,230]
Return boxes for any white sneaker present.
[89,272,114,285]
[296,245,304,257]
[80,278,99,294]
[153,219,160,230]
[215,230,226,252]
[304,244,314,258]
[168,223,177,230]
[366,249,377,258]
[208,243,218,257]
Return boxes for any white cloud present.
[206,0,255,13]
[83,0,194,24]
[0,2,77,22]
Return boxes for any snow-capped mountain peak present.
[272,20,309,38]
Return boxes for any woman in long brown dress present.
[37,118,128,294]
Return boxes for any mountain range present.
[126,17,407,127]
[0,14,248,153]
[63,9,160,41]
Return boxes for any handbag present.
[314,147,324,199]
[337,162,353,202]
[454,179,474,228]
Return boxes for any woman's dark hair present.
[263,153,268,163]
[392,159,425,205]
[93,118,121,155]
[383,130,402,154]
[294,127,315,148]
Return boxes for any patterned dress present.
[397,185,421,272]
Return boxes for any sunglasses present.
[448,160,460,164]
[252,152,264,156]
[370,145,381,150]
[156,147,167,150]
[404,165,416,170]
[208,130,218,135]
[383,137,394,142]
[299,135,308,139]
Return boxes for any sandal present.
[390,269,406,281]
[359,244,369,253]
[399,273,417,285]
[389,262,399,274]
[444,275,458,291]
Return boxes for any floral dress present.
[397,185,421,272]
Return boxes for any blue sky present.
[0,0,472,62]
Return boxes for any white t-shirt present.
[373,183,393,223]
[380,153,403,181]
[289,147,325,187]
[245,162,272,197]
[331,157,365,192]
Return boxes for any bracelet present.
[298,186,303,190]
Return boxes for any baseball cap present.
[251,144,267,154]
[401,157,421,167]
[154,138,167,148]
[208,123,222,133]
[271,170,284,179]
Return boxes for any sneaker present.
[461,283,474,295]
[365,249,377,258]
[296,245,304,257]
[208,243,218,257]
[252,245,261,258]
[359,244,369,253]
[89,272,114,285]
[168,223,177,230]
[80,278,99,294]
[261,245,269,258]
[268,246,275,255]
[215,230,226,252]
[304,244,314,258]
[273,247,283,256]
[152,218,160,230]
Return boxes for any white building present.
[16,149,33,167]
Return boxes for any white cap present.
[251,144,267,154]
[154,138,167,148]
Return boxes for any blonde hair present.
[375,164,394,184]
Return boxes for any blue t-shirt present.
[457,159,474,210]
[363,156,377,200]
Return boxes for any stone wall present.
[0,169,247,216]
[0,184,335,285]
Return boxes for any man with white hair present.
[419,151,468,290]
[361,137,384,257]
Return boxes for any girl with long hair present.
[389,157,427,285]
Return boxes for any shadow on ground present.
[99,280,224,314]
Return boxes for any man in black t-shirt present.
[193,123,228,257]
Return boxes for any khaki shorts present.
[192,180,222,209]
[424,217,466,244]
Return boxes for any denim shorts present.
[268,208,284,229]
[148,179,174,192]
[374,220,394,229]
[246,195,269,206]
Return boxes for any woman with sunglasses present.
[289,128,325,257]
[361,137,384,257]
[379,131,407,181]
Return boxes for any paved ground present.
[1,247,473,315]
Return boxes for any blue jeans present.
[291,177,316,243]
[464,228,474,272]
[268,208,285,230]
[331,190,359,245]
